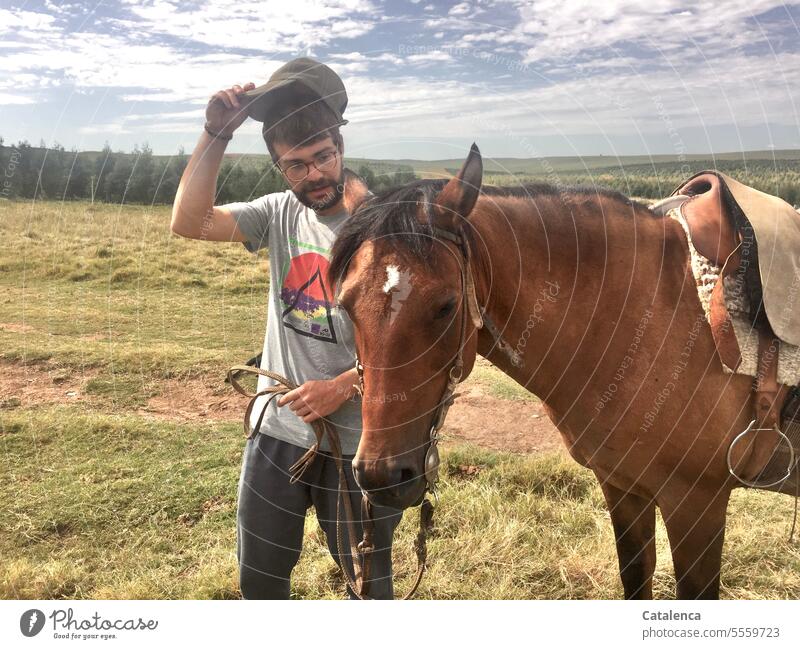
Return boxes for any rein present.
[346,224,487,594]
[227,224,490,599]
[226,364,432,599]
[354,225,484,499]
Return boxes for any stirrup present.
[727,420,797,489]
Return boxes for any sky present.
[1,0,800,160]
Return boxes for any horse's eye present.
[434,299,456,320]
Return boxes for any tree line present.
[491,160,800,206]
[8,137,793,207]
[0,138,418,206]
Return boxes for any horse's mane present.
[328,178,652,286]
[329,178,448,287]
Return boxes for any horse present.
[328,144,796,599]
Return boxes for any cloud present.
[449,2,471,15]
[117,0,378,51]
[0,8,58,36]
[406,51,456,64]
[0,92,37,105]
[329,51,404,65]
[471,0,798,66]
[0,16,289,106]
[78,121,134,135]
[337,43,800,146]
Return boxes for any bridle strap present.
[433,227,483,329]
[344,223,487,598]
[428,225,484,423]
[227,365,368,594]
[227,363,430,599]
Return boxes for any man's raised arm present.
[171,82,255,241]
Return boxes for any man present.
[170,57,401,599]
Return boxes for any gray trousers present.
[236,432,403,599]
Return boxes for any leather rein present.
[227,224,486,599]
[347,224,485,596]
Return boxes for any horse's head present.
[329,144,484,509]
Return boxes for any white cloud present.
[407,51,455,64]
[124,109,203,121]
[475,0,796,65]
[117,0,377,51]
[0,21,291,106]
[78,121,133,135]
[330,51,419,67]
[0,92,37,105]
[0,8,58,35]
[337,45,800,145]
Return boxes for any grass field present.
[1,199,799,599]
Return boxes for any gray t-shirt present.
[222,189,362,454]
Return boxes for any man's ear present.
[342,169,372,215]
[430,142,483,233]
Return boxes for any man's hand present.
[206,82,255,137]
[277,369,360,423]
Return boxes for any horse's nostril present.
[399,467,416,487]
[352,459,394,492]
[352,459,420,494]
[352,459,370,490]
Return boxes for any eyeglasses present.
[279,149,339,183]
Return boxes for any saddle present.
[652,171,800,487]
[672,171,800,345]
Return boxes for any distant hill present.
[214,149,800,179]
[2,139,799,204]
[49,146,800,179]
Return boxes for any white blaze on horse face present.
[383,265,400,293]
[383,264,413,324]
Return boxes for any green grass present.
[0,406,242,599]
[1,199,798,599]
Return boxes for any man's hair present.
[262,93,343,163]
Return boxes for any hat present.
[241,57,348,128]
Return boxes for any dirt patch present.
[0,360,240,420]
[0,360,563,455]
[0,361,98,407]
[447,463,485,479]
[139,381,243,422]
[440,382,563,454]
[0,322,36,334]
[138,374,563,454]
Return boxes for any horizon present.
[2,139,798,163]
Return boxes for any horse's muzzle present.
[352,458,426,509]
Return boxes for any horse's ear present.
[342,169,372,215]
[431,142,483,232]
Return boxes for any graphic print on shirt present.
[280,250,338,343]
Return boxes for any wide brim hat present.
[241,57,348,129]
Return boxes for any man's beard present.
[294,170,345,212]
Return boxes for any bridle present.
[353,225,485,499]
[342,224,485,597]
[227,223,487,600]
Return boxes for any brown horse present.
[328,144,794,599]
